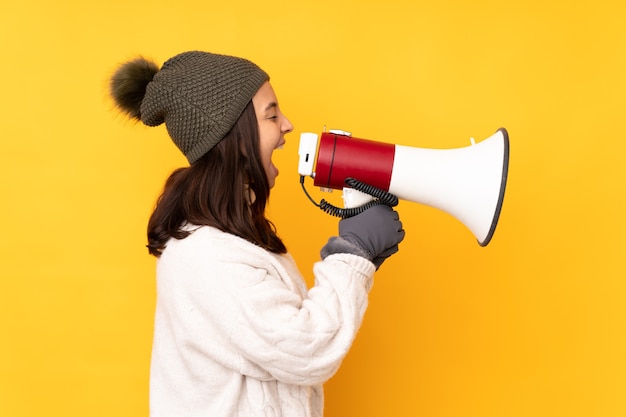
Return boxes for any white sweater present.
[150,226,375,417]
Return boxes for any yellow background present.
[1,0,625,416]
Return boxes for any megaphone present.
[298,128,509,246]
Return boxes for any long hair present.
[146,101,286,256]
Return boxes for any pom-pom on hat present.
[110,51,269,163]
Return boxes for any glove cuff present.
[320,236,372,260]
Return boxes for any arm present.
[229,252,375,385]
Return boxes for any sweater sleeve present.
[230,252,375,385]
[155,227,375,387]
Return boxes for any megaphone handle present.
[319,178,399,218]
[344,178,398,207]
[342,187,376,208]
[319,198,387,218]
[300,175,399,218]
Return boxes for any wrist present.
[320,236,371,260]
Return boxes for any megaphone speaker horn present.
[390,128,509,246]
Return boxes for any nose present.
[282,115,294,134]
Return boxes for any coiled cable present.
[300,176,398,218]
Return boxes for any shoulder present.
[162,225,270,262]
[160,225,298,278]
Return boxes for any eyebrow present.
[265,102,278,112]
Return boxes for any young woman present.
[110,50,404,417]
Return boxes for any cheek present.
[258,129,274,166]
[263,149,273,170]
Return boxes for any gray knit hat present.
[110,51,269,163]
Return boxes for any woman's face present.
[252,81,293,188]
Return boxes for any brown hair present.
[146,101,286,256]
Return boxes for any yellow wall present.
[1,0,625,416]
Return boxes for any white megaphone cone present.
[298,128,509,246]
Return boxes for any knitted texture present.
[140,51,269,163]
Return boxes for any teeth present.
[276,145,284,150]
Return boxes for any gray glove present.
[321,204,405,269]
